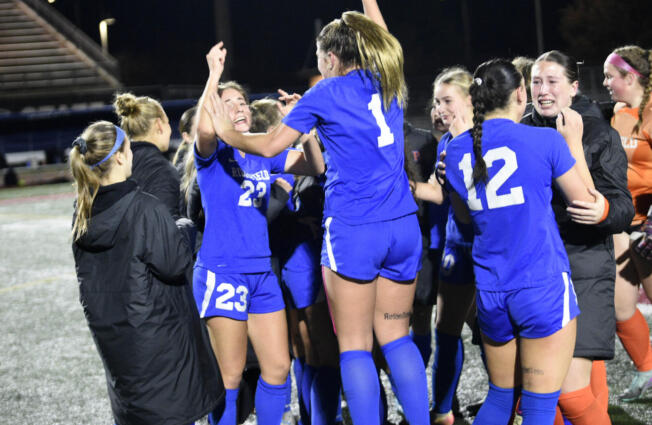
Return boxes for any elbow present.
[313,162,326,175]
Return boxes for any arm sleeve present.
[282,83,327,134]
[194,139,220,170]
[548,130,576,179]
[143,200,193,285]
[592,126,634,233]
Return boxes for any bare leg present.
[206,316,248,389]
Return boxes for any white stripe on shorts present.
[199,270,216,318]
[324,216,337,272]
[562,272,571,328]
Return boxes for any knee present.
[222,371,244,390]
[260,357,291,386]
[614,302,635,322]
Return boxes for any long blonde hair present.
[612,45,652,134]
[113,92,166,139]
[69,121,125,241]
[317,11,406,110]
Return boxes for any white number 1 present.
[368,93,394,147]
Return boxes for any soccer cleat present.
[432,410,454,425]
[619,369,652,402]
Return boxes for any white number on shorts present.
[458,147,525,210]
[215,282,249,312]
[238,180,267,208]
[368,93,394,147]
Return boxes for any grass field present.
[0,182,650,424]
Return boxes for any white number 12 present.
[368,93,394,147]
[458,146,525,211]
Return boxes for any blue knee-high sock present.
[520,389,560,425]
[381,336,429,425]
[284,373,292,414]
[208,388,239,425]
[473,382,517,425]
[340,350,380,425]
[410,329,433,367]
[255,376,290,425]
[310,366,341,425]
[433,330,464,414]
[293,358,307,425]
[301,364,316,421]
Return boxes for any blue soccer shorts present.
[193,266,285,321]
[281,267,324,310]
[321,213,422,282]
[476,272,580,342]
[438,242,474,285]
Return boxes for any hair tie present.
[90,126,126,169]
[72,137,88,155]
[606,52,643,78]
[474,77,483,86]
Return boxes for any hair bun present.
[113,93,139,117]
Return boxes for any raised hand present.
[205,92,234,139]
[556,107,583,148]
[277,89,302,116]
[206,41,227,77]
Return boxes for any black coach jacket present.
[72,180,222,425]
[521,94,634,280]
[131,141,181,219]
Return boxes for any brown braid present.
[637,49,652,134]
[471,104,488,182]
[613,46,651,134]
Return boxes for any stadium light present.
[99,18,115,55]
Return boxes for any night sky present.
[47,0,652,111]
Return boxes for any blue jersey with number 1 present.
[195,141,288,273]
[443,118,575,291]
[283,69,416,225]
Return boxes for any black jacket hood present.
[524,94,604,128]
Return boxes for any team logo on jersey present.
[621,136,638,149]
[231,167,270,181]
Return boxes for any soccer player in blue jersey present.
[442,59,596,425]
[193,43,324,425]
[204,1,429,424]
[413,67,476,425]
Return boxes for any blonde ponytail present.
[69,121,122,240]
[318,11,406,110]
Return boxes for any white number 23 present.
[215,282,248,312]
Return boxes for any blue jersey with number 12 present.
[195,142,288,273]
[444,118,575,291]
[283,69,416,225]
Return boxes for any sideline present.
[0,191,75,206]
[0,275,73,295]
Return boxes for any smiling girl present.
[603,45,652,402]
[192,43,324,425]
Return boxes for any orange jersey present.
[611,101,652,223]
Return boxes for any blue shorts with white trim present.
[320,213,422,282]
[476,272,580,342]
[193,266,285,321]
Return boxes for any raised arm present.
[362,0,387,30]
[195,42,227,158]
[205,91,299,157]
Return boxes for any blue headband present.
[90,126,126,169]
